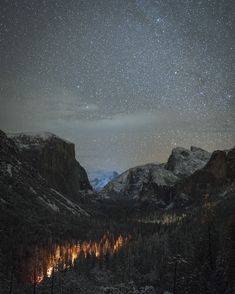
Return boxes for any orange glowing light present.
[27,234,130,284]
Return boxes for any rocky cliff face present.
[100,163,178,205]
[100,146,211,207]
[9,132,92,202]
[0,130,89,217]
[99,146,235,209]
[176,147,235,202]
[166,146,211,177]
[225,148,235,181]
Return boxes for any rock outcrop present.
[176,147,235,202]
[9,132,92,202]
[166,146,211,177]
[226,148,235,181]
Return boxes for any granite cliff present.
[176,147,235,202]
[99,146,211,208]
[0,130,89,218]
[9,132,92,202]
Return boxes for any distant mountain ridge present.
[1,129,234,216]
[89,170,119,192]
[99,146,235,209]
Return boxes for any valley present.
[0,130,235,294]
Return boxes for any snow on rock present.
[0,129,89,217]
[38,196,60,213]
[0,198,7,204]
[100,163,178,202]
[166,146,211,177]
[6,163,12,177]
[98,284,156,294]
[100,146,211,205]
[29,186,37,194]
[50,188,90,216]
[8,131,72,149]
[8,131,92,203]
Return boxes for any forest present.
[0,190,235,294]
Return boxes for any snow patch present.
[6,164,12,177]
[47,202,60,212]
[50,188,89,216]
[29,186,37,194]
[0,198,7,204]
[8,132,73,148]
[38,196,60,212]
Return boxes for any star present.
[0,0,234,172]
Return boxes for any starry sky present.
[0,0,234,172]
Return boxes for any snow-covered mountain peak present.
[89,170,119,192]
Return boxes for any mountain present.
[89,170,119,192]
[0,130,89,219]
[9,132,92,203]
[0,128,92,243]
[99,146,211,208]
[176,147,235,203]
[0,130,94,292]
[1,129,235,293]
[166,146,211,177]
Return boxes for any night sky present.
[0,0,234,172]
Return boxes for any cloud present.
[83,112,158,129]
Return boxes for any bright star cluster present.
[0,0,234,171]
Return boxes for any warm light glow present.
[28,234,129,284]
